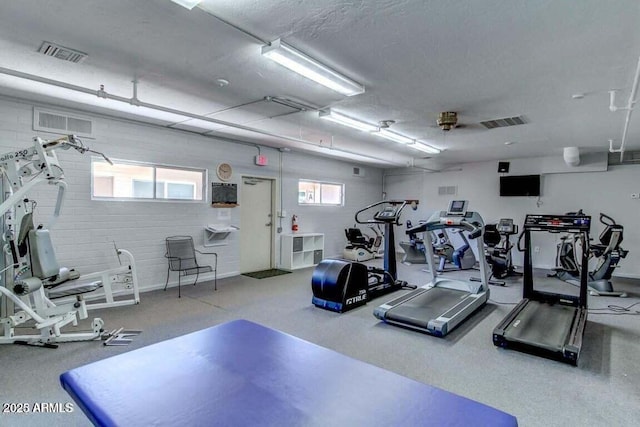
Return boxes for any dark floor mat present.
[242,269,292,279]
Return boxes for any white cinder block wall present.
[0,97,383,292]
[277,152,383,263]
[384,161,640,278]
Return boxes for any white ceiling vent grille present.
[38,41,87,63]
[438,185,457,196]
[480,116,527,129]
[33,108,94,138]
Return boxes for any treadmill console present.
[446,200,468,216]
[497,218,516,234]
[524,214,591,232]
[374,206,400,222]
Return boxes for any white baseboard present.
[139,271,240,294]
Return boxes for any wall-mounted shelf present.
[204,224,239,247]
[212,203,239,208]
[281,233,324,270]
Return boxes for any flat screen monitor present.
[500,175,540,197]
[447,200,468,215]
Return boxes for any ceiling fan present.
[433,111,527,132]
[434,111,486,132]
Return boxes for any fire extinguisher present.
[292,215,299,233]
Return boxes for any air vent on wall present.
[438,185,457,196]
[353,166,365,177]
[38,41,87,63]
[480,116,527,129]
[33,108,94,138]
[608,150,640,165]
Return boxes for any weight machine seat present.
[60,320,518,427]
[47,280,103,299]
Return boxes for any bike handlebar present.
[355,200,410,226]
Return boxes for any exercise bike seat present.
[345,228,373,248]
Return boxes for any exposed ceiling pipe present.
[0,66,407,166]
[608,55,640,162]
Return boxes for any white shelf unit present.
[281,233,324,270]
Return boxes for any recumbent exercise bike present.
[550,211,628,297]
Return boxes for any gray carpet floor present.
[1,259,639,426]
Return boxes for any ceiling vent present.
[480,116,527,129]
[33,108,94,138]
[608,150,640,165]
[38,41,87,63]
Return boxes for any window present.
[298,180,344,206]
[92,158,206,201]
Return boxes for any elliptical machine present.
[550,212,628,297]
[311,200,418,313]
[399,220,427,264]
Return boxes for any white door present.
[240,177,274,273]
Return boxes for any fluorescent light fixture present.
[411,142,442,154]
[373,129,415,144]
[262,39,365,96]
[318,109,378,132]
[170,0,202,10]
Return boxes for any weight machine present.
[0,135,139,347]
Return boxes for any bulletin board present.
[212,183,238,207]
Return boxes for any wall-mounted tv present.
[499,175,541,197]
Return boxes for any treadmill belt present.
[386,288,470,328]
[503,301,576,352]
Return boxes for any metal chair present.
[164,236,217,298]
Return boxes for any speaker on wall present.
[498,161,510,173]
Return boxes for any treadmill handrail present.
[407,219,483,238]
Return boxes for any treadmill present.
[373,200,490,337]
[492,213,590,365]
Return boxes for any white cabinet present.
[281,233,324,270]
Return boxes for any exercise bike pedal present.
[398,281,417,290]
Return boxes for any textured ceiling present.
[0,0,639,168]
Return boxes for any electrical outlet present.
[534,246,540,253]
[631,193,640,199]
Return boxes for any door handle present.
[265,222,272,226]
